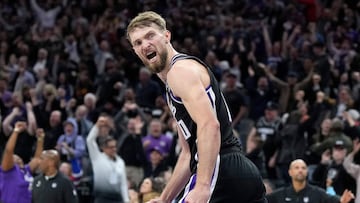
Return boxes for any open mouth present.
[146,52,156,60]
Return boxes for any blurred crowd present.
[1,0,360,202]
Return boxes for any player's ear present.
[165,30,171,43]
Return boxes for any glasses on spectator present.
[106,145,117,149]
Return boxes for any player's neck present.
[292,180,306,192]
[157,46,178,83]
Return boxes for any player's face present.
[129,25,169,73]
[289,160,308,182]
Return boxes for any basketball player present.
[127,11,266,203]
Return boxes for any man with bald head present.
[32,150,78,203]
[266,159,354,203]
[42,110,64,150]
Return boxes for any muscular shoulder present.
[168,60,202,81]
[167,59,209,96]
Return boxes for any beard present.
[294,173,307,182]
[144,49,168,73]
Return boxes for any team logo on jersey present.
[303,197,309,203]
[35,180,41,187]
[52,182,57,188]
[285,197,291,201]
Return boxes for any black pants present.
[209,152,267,203]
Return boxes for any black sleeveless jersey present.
[165,53,241,173]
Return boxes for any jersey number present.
[178,119,191,140]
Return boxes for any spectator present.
[312,119,333,147]
[117,117,147,187]
[248,101,282,180]
[32,150,78,203]
[64,34,81,64]
[330,86,355,118]
[114,89,147,135]
[94,40,114,76]
[74,105,93,138]
[2,101,37,163]
[343,109,360,140]
[31,83,62,121]
[221,70,249,132]
[83,93,99,124]
[142,119,172,162]
[144,146,168,178]
[266,159,354,203]
[276,103,314,184]
[246,75,274,121]
[0,123,44,203]
[30,0,67,29]
[56,118,86,163]
[86,116,129,203]
[138,177,165,203]
[308,118,333,164]
[95,57,125,108]
[246,127,267,178]
[311,119,353,156]
[59,157,83,187]
[32,48,51,77]
[42,110,64,150]
[56,72,74,101]
[343,138,360,203]
[312,140,356,197]
[135,67,162,109]
[75,70,95,106]
[93,114,116,140]
[0,77,12,110]
[11,56,36,92]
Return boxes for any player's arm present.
[168,60,221,198]
[158,127,192,203]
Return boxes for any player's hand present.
[184,185,211,203]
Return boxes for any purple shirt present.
[142,134,173,161]
[0,164,33,203]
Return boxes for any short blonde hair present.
[126,11,166,40]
